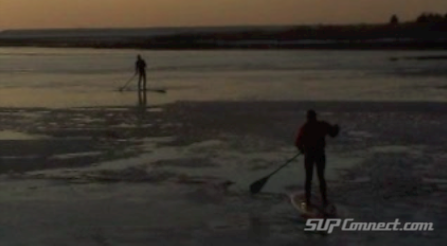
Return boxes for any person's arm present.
[295,126,305,153]
[135,61,139,74]
[326,122,340,137]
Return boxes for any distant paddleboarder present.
[295,110,339,211]
[135,55,147,91]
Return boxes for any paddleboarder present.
[135,54,147,91]
[295,110,339,210]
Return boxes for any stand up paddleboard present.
[290,192,337,218]
[119,88,167,93]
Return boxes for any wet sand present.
[0,100,446,245]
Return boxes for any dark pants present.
[304,150,327,205]
[138,71,146,90]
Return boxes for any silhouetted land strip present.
[390,55,447,61]
[1,23,447,50]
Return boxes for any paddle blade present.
[249,176,270,194]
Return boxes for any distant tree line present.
[415,12,447,23]
[390,12,447,24]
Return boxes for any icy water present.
[0,48,447,245]
[1,48,447,107]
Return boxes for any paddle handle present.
[268,152,301,177]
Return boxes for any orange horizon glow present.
[0,0,446,29]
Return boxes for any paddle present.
[119,74,137,92]
[249,153,301,194]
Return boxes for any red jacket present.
[295,120,338,152]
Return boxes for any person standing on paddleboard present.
[135,55,147,91]
[295,110,339,210]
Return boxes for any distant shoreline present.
[1,23,447,50]
[1,40,447,50]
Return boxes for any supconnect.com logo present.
[305,219,434,234]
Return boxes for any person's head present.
[307,109,317,121]
[137,54,142,60]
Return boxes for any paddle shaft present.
[267,152,301,178]
[120,73,137,91]
[249,152,302,194]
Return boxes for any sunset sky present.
[0,0,446,29]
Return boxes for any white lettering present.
[305,218,434,233]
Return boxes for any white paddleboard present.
[119,88,167,93]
